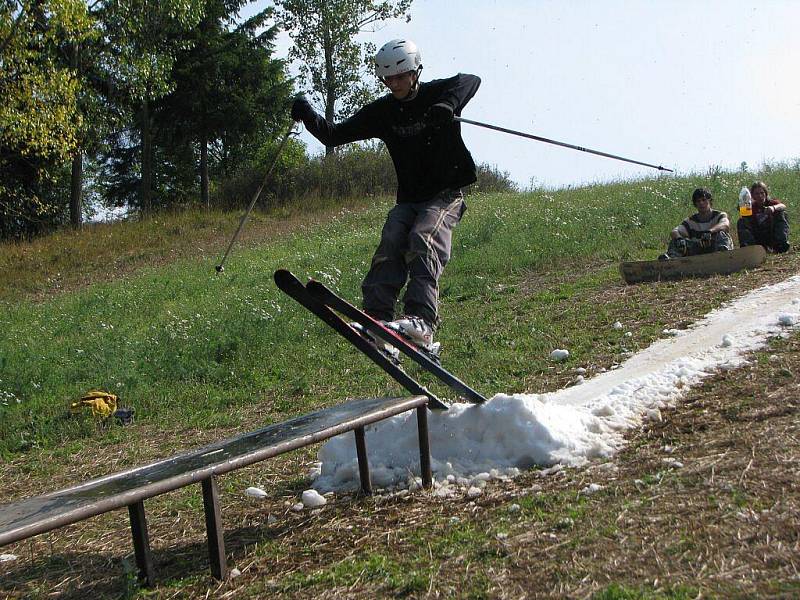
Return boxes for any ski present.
[305,279,488,404]
[274,270,449,410]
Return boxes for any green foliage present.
[0,0,212,236]
[90,0,292,214]
[97,0,206,212]
[275,0,413,121]
[214,141,515,209]
[474,163,518,194]
[151,2,292,206]
[0,0,95,238]
[97,0,205,102]
[0,1,94,157]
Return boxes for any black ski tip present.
[274,269,299,287]
[305,279,325,292]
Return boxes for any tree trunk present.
[200,127,209,209]
[323,14,335,157]
[70,153,82,228]
[69,42,82,228]
[140,98,152,213]
[324,82,336,157]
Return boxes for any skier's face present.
[383,71,416,99]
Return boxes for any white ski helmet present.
[374,39,422,78]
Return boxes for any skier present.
[290,39,480,352]
[659,187,733,260]
[737,181,790,253]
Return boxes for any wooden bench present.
[0,395,431,586]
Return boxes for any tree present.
[95,0,205,213]
[275,0,412,154]
[159,1,291,208]
[0,0,95,238]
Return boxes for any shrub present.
[213,142,516,209]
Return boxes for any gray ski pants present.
[362,189,466,327]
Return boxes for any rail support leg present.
[128,500,155,587]
[354,426,372,495]
[201,476,227,580]
[416,405,432,488]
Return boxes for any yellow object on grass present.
[70,391,118,419]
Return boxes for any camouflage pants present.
[361,189,466,327]
[665,231,733,258]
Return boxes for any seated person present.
[737,180,789,253]
[659,187,733,260]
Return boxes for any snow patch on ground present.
[310,276,800,493]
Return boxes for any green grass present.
[2,166,799,457]
[592,584,699,600]
[274,553,430,594]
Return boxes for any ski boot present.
[386,316,442,360]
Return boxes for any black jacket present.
[299,74,481,203]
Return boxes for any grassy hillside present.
[3,167,795,457]
[1,165,799,598]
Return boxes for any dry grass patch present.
[0,198,386,303]
[501,334,800,598]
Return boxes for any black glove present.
[425,103,453,128]
[700,232,712,248]
[291,97,314,122]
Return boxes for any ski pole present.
[215,123,299,273]
[454,116,673,173]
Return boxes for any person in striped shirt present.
[659,187,733,260]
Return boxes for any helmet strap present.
[402,66,422,101]
[412,65,422,88]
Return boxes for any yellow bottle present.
[739,187,752,217]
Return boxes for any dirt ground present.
[500,332,800,598]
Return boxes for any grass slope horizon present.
[2,164,800,598]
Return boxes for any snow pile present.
[314,396,607,492]
[301,489,327,508]
[245,486,268,499]
[311,276,800,493]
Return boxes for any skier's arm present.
[291,97,378,147]
[429,73,481,117]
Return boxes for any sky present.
[288,274,800,497]
[247,0,800,189]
